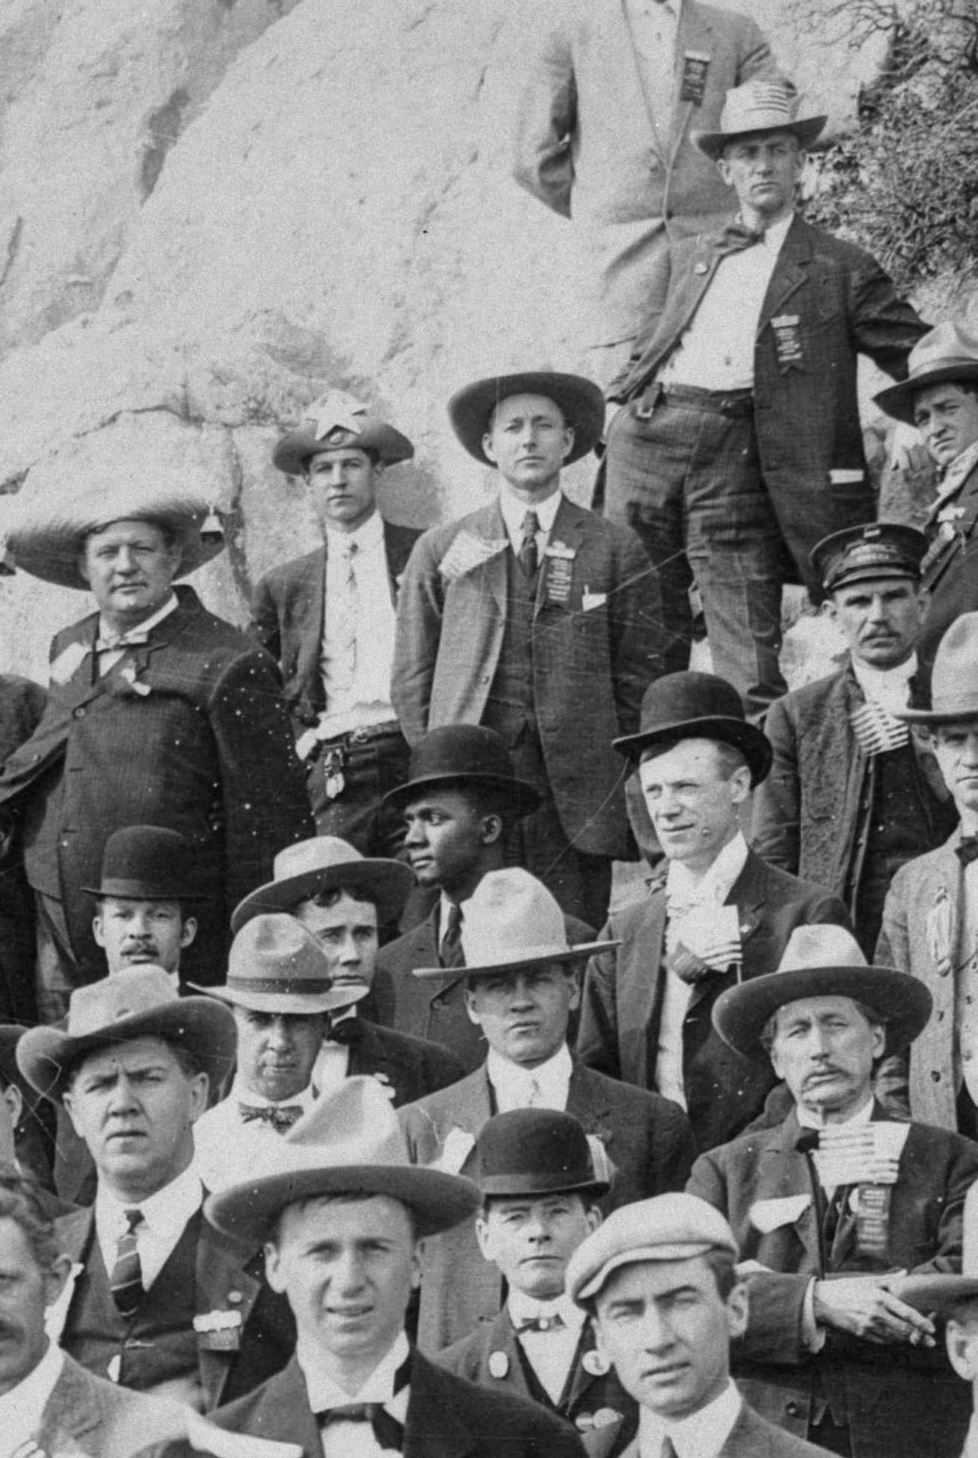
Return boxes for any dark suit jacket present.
[0,673,46,1022]
[687,1106,978,1458]
[919,458,978,671]
[391,496,662,859]
[400,1059,695,1350]
[610,215,927,593]
[576,850,850,1152]
[584,1400,827,1458]
[346,1016,466,1105]
[251,524,421,730]
[36,1352,190,1458]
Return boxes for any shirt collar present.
[742,211,793,249]
[666,830,749,907]
[797,1093,875,1132]
[851,652,918,707]
[639,1380,741,1458]
[298,1330,411,1409]
[229,1074,318,1111]
[96,590,179,646]
[0,1341,64,1441]
[486,1042,573,1097]
[508,1289,585,1332]
[325,510,384,554]
[498,485,562,545]
[96,1160,204,1239]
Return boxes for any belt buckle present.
[632,383,660,421]
[348,726,370,747]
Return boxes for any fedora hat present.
[205,1075,480,1244]
[875,320,978,426]
[81,825,210,903]
[448,371,605,466]
[712,925,933,1064]
[613,671,772,786]
[567,1194,738,1305]
[693,80,826,160]
[411,868,617,981]
[474,1109,609,1200]
[896,612,978,724]
[273,391,414,476]
[230,836,415,935]
[811,522,927,595]
[190,913,368,1016]
[898,1182,978,1314]
[17,965,237,1104]
[382,725,541,818]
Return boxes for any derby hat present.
[448,371,605,466]
[273,391,414,476]
[811,521,927,595]
[81,825,209,903]
[474,1109,610,1200]
[693,80,826,160]
[230,836,415,935]
[411,867,616,981]
[896,612,978,724]
[17,965,237,1104]
[898,1181,978,1314]
[613,671,772,786]
[205,1075,480,1244]
[567,1194,738,1305]
[712,924,933,1064]
[875,320,978,426]
[382,724,541,818]
[190,912,368,1016]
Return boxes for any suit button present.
[73,707,85,718]
[785,1402,800,1417]
[932,1070,942,1081]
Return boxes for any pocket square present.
[749,1194,811,1234]
[582,591,607,611]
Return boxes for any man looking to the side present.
[88,825,203,989]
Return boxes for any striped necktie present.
[110,1208,145,1320]
[518,511,540,577]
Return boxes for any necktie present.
[526,1076,543,1108]
[331,538,359,693]
[518,511,540,577]
[660,1438,678,1458]
[440,903,464,968]
[239,1102,304,1132]
[109,1208,145,1320]
[317,1404,404,1452]
[958,836,978,868]
[325,1017,365,1047]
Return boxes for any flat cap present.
[566,1194,738,1304]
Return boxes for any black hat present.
[448,371,605,466]
[82,825,209,903]
[613,671,772,787]
[383,725,541,817]
[811,522,927,595]
[475,1109,609,1199]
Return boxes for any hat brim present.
[411,939,619,981]
[273,424,414,475]
[382,770,542,819]
[448,373,605,466]
[190,981,370,1017]
[875,363,978,426]
[613,714,773,787]
[81,878,211,903]
[480,1172,610,1199]
[693,114,827,160]
[230,860,416,936]
[16,997,237,1103]
[713,964,933,1064]
[205,1163,481,1244]
[894,699,978,725]
[897,1275,978,1314]
[8,509,224,591]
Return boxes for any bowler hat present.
[811,522,927,595]
[898,1181,978,1314]
[448,371,605,466]
[17,965,237,1104]
[875,320,978,426]
[82,825,209,903]
[712,924,933,1064]
[205,1076,480,1244]
[190,913,367,1016]
[567,1194,738,1304]
[230,836,415,935]
[475,1109,609,1200]
[896,612,978,724]
[273,391,414,475]
[612,671,772,786]
[693,80,826,160]
[382,725,541,818]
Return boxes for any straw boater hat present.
[230,835,415,936]
[810,522,927,596]
[448,371,605,467]
[895,612,978,725]
[411,867,616,981]
[567,1194,738,1305]
[205,1075,481,1244]
[16,965,237,1103]
[81,824,209,903]
[474,1109,610,1201]
[612,671,772,787]
[898,1182,978,1314]
[693,80,827,161]
[190,912,368,1017]
[711,924,933,1064]
[382,724,541,818]
[273,391,414,476]
[875,320,978,426]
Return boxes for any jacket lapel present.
[537,496,585,617]
[404,1353,480,1458]
[667,4,713,163]
[758,216,813,334]
[567,1063,617,1159]
[245,1358,322,1455]
[293,548,327,711]
[195,1220,263,1410]
[753,1113,822,1270]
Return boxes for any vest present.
[482,551,538,747]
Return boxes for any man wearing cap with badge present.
[392,370,662,929]
[399,866,696,1352]
[15,966,296,1412]
[437,1109,635,1438]
[577,670,850,1154]
[254,392,421,853]
[686,924,978,1457]
[87,825,205,991]
[876,320,978,675]
[754,522,956,957]
[603,80,927,717]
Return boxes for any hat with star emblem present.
[273,391,414,475]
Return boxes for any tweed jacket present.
[687,1106,978,1457]
[577,850,850,1152]
[500,0,778,342]
[250,523,421,730]
[391,496,661,859]
[753,658,954,899]
[399,1058,695,1351]
[0,673,46,1022]
[0,586,313,985]
[610,215,927,592]
[583,1400,827,1458]
[919,457,978,670]
[30,1352,190,1458]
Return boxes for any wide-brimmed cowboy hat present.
[190,912,368,1017]
[273,391,414,475]
[81,824,210,903]
[896,612,978,724]
[898,1182,978,1314]
[811,522,927,595]
[17,966,237,1103]
[411,867,616,981]
[230,836,415,935]
[475,1109,609,1200]
[712,925,933,1064]
[693,80,826,160]
[613,671,772,786]
[448,371,604,466]
[205,1076,480,1244]
[382,724,541,818]
[875,320,978,426]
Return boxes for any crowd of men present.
[0,11,977,1457]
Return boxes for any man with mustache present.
[88,826,203,991]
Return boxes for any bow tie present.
[239,1102,303,1132]
[326,1016,364,1047]
[514,1312,567,1334]
[719,219,765,252]
[958,836,978,868]
[94,629,151,653]
[317,1403,404,1451]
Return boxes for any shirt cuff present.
[802,1279,827,1352]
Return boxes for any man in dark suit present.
[604,81,927,714]
[392,370,662,928]
[399,868,696,1351]
[253,391,421,853]
[16,966,296,1412]
[0,672,45,1023]
[687,923,978,1457]
[577,671,850,1153]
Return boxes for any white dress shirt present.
[95,592,180,674]
[0,1341,64,1458]
[194,1075,319,1188]
[95,1162,204,1289]
[319,512,397,737]
[508,1290,586,1405]
[851,653,917,715]
[314,1007,358,1094]
[498,484,562,561]
[486,1042,573,1113]
[638,1378,742,1458]
[299,1329,411,1458]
